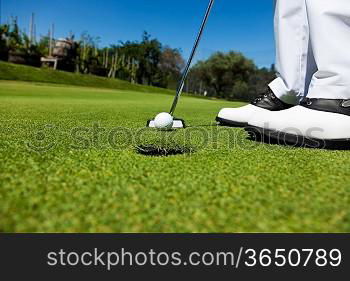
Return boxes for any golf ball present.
[154,112,174,130]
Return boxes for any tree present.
[191,51,256,99]
[36,35,50,57]
[248,65,276,95]
[7,18,22,52]
[118,32,163,86]
[158,46,184,89]
[0,24,10,60]
[3,19,42,66]
[76,32,102,74]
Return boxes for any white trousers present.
[269,0,350,104]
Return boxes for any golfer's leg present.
[306,0,350,99]
[247,0,350,144]
[269,0,317,105]
[216,0,314,127]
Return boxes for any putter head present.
[147,118,186,129]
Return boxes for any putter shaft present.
[169,0,215,116]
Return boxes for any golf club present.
[147,0,215,129]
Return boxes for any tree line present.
[0,18,275,101]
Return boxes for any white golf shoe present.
[216,88,293,127]
[246,98,350,149]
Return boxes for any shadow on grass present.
[245,127,350,151]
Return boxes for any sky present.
[0,0,275,67]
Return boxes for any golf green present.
[1,80,350,232]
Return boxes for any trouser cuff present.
[269,77,300,105]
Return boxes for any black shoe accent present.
[216,88,293,127]
[215,117,247,128]
[251,88,294,111]
[245,125,350,150]
[300,98,350,116]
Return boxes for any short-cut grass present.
[0,61,173,95]
[1,80,350,233]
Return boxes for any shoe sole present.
[216,117,247,128]
[245,125,350,150]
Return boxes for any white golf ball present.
[154,112,174,130]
